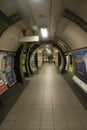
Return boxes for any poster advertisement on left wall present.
[5,53,16,87]
[0,54,8,95]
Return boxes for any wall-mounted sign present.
[19,36,39,42]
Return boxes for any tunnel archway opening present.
[31,38,70,74]
[14,37,70,82]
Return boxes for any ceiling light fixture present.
[46,45,49,47]
[40,28,48,38]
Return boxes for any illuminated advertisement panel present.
[5,53,16,87]
[73,49,87,84]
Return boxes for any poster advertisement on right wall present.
[73,49,87,84]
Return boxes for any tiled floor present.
[0,63,87,130]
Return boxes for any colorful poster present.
[0,54,8,95]
[5,53,16,87]
[73,49,87,84]
[0,55,4,86]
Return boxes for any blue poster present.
[73,49,87,83]
[5,53,16,87]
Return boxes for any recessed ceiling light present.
[40,28,48,38]
[46,45,49,47]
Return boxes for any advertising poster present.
[73,49,87,84]
[5,53,16,87]
[0,54,8,95]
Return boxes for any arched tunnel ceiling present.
[56,0,87,50]
[56,18,87,50]
[0,0,87,51]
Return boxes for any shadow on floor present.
[0,80,30,124]
[63,72,87,110]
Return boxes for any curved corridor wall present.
[0,21,23,51]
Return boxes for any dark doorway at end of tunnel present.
[0,80,30,124]
[63,72,87,110]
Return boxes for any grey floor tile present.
[78,114,87,120]
[81,120,87,129]
[54,120,69,129]
[0,129,11,130]
[26,121,40,128]
[52,105,62,109]
[53,108,64,114]
[28,114,41,121]
[0,121,14,129]
[40,128,55,130]
[68,120,83,129]
[16,115,30,121]
[11,128,26,130]
[69,128,84,130]
[42,105,53,109]
[26,128,40,130]
[76,108,87,114]
[65,114,79,121]
[42,111,53,114]
[41,114,53,121]
[4,114,18,121]
[55,128,69,130]
[29,110,42,114]
[64,108,77,115]
[40,121,54,128]
[53,113,66,121]
[12,121,28,129]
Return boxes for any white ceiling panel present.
[27,0,50,28]
[50,0,64,38]
[27,0,64,39]
[12,0,36,30]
